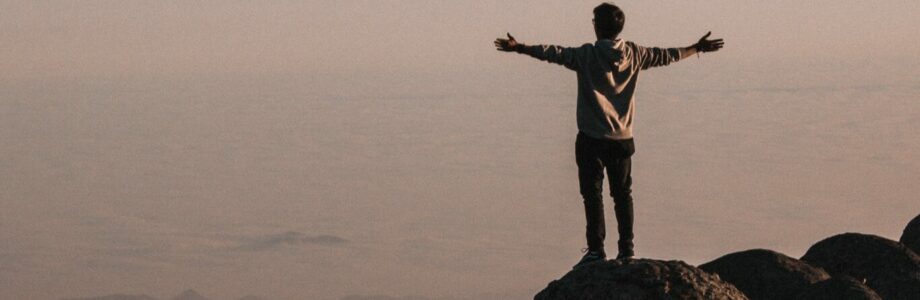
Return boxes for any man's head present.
[593,3,625,40]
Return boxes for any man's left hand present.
[695,31,724,53]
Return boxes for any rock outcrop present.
[699,249,829,300]
[901,213,920,255]
[800,233,920,300]
[534,258,749,300]
[792,277,882,300]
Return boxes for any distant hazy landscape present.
[2,1,919,300]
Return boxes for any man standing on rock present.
[494,3,724,268]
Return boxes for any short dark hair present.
[593,3,625,39]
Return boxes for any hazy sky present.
[4,1,920,80]
[2,1,920,300]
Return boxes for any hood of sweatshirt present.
[595,39,625,68]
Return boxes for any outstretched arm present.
[678,31,724,59]
[494,33,578,70]
[635,31,724,70]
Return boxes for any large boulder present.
[534,259,749,300]
[792,277,882,300]
[901,213,920,255]
[699,249,829,300]
[801,233,920,300]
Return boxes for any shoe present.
[615,250,634,260]
[573,249,606,269]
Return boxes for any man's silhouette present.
[494,2,723,268]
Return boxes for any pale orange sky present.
[2,1,920,300]
[3,1,919,80]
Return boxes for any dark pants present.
[575,132,635,257]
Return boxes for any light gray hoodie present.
[520,39,682,140]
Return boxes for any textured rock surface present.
[534,259,749,300]
[699,249,829,300]
[901,213,920,255]
[792,277,882,300]
[801,233,920,300]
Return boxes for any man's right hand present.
[494,33,521,52]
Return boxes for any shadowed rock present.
[801,233,920,300]
[901,213,920,255]
[699,249,829,300]
[792,277,882,300]
[534,258,749,300]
